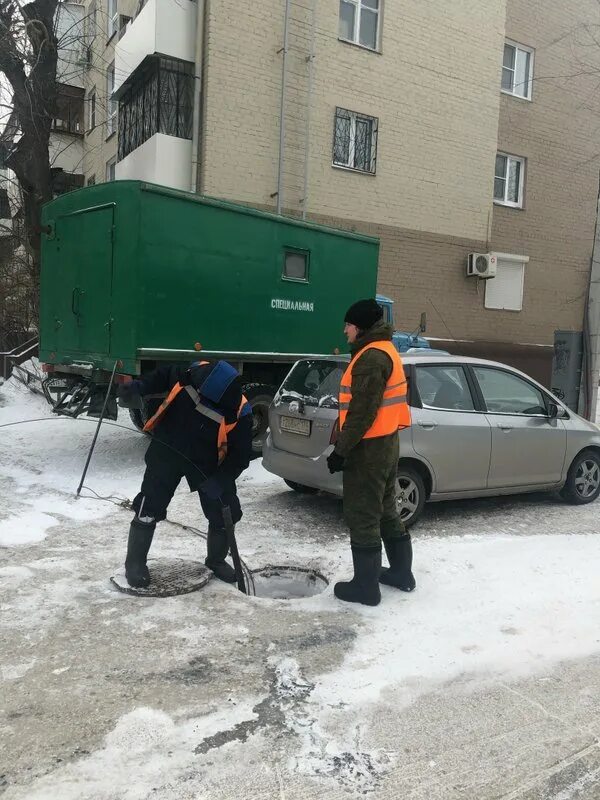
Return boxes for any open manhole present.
[250,565,328,600]
[110,558,213,597]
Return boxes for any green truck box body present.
[40,181,379,375]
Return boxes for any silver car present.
[262,353,600,526]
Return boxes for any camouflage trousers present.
[342,434,405,548]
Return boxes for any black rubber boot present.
[125,518,155,588]
[334,546,382,607]
[380,533,416,592]
[205,525,236,583]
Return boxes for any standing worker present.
[117,360,253,588]
[327,299,415,606]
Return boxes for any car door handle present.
[417,421,437,430]
[497,423,513,432]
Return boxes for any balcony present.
[116,133,192,191]
[114,0,197,98]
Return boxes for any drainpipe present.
[276,0,291,215]
[583,173,600,420]
[301,0,316,221]
[190,0,206,192]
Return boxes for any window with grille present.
[501,41,533,100]
[494,153,525,207]
[118,57,193,161]
[339,0,380,50]
[333,107,378,174]
[106,62,117,137]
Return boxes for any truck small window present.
[283,250,309,282]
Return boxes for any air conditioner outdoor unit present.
[467,252,496,279]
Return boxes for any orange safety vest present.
[143,373,249,465]
[339,340,410,438]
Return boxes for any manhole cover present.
[251,565,328,600]
[110,558,213,597]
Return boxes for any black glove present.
[327,451,345,474]
[117,380,143,407]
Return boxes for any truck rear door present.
[52,206,114,358]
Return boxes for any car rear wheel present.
[561,449,600,505]
[284,479,319,494]
[396,464,426,527]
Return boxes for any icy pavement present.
[1,377,599,799]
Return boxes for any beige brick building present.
[80,0,600,387]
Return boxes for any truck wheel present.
[127,398,160,432]
[129,408,145,431]
[284,479,319,494]
[243,383,277,458]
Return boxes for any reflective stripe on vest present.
[143,380,249,465]
[143,362,211,433]
[217,396,250,464]
[339,340,410,438]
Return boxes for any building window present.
[0,187,10,220]
[333,107,378,174]
[87,89,96,131]
[53,84,84,134]
[494,153,525,208]
[339,0,380,50]
[283,250,309,282]
[86,0,97,43]
[106,156,116,181]
[118,57,193,161]
[118,13,132,38]
[485,253,529,312]
[106,62,117,137]
[88,174,96,186]
[107,0,118,39]
[501,41,534,100]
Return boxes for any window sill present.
[52,130,84,138]
[332,163,376,177]
[105,131,117,142]
[493,200,523,210]
[500,89,532,103]
[338,37,382,55]
[106,32,117,46]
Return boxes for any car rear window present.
[415,365,475,411]
[278,360,344,408]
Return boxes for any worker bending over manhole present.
[117,360,253,589]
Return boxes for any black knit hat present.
[344,298,383,331]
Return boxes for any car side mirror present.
[547,402,559,420]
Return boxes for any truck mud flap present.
[43,377,118,420]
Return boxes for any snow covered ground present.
[1,375,599,799]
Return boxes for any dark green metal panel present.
[41,204,114,362]
[40,181,379,373]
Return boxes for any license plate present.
[280,415,311,436]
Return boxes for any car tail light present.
[42,363,55,373]
[330,420,339,445]
[114,373,133,384]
